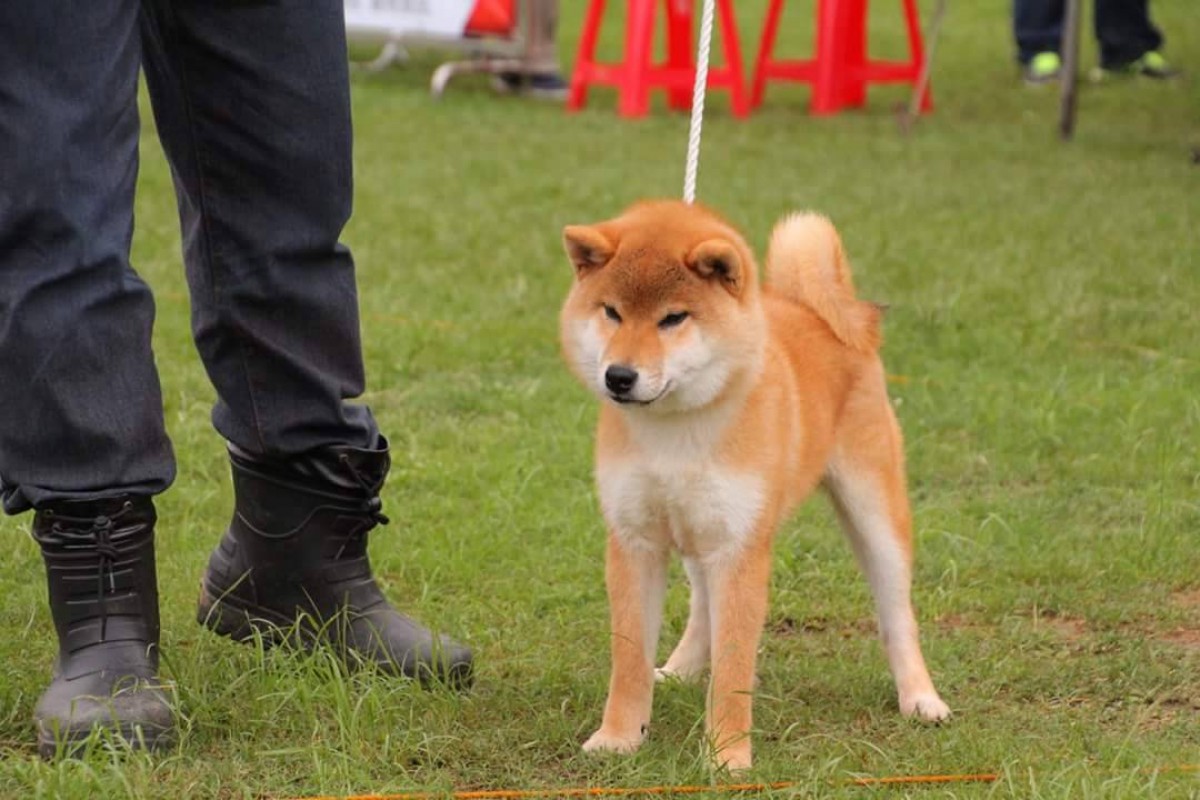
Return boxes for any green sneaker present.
[1023,52,1062,85]
[1130,51,1178,78]
[1094,50,1179,81]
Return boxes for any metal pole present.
[898,0,948,136]
[1058,0,1082,140]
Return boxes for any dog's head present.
[559,200,766,414]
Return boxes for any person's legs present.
[1013,0,1067,64]
[0,0,174,756]
[1094,0,1170,73]
[0,2,174,516]
[526,0,563,75]
[496,0,567,100]
[138,0,377,458]
[138,0,472,685]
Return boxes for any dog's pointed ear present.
[563,225,615,276]
[686,239,744,295]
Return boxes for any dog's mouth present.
[609,382,672,407]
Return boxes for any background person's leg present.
[526,0,562,74]
[495,0,567,100]
[1095,0,1165,69]
[139,0,379,458]
[1013,0,1067,64]
[525,0,568,98]
[0,0,175,515]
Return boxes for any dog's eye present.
[658,311,689,329]
[603,304,622,323]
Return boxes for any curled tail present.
[765,212,883,353]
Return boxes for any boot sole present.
[197,580,474,691]
[38,721,175,760]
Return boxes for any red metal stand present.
[751,0,931,115]
[568,0,751,119]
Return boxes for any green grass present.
[2,1,1198,797]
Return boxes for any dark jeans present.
[0,0,379,514]
[1014,0,1164,66]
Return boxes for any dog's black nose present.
[605,365,638,395]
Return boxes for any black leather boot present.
[32,496,175,758]
[197,439,473,688]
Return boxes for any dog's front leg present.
[584,531,668,755]
[704,537,773,772]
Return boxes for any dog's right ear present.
[563,225,614,276]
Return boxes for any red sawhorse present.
[751,0,931,115]
[568,0,751,118]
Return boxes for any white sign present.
[344,0,475,38]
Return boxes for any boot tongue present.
[228,439,391,495]
[34,497,154,547]
[39,497,143,529]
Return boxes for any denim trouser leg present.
[0,0,380,514]
[1013,0,1067,64]
[0,2,176,514]
[1095,0,1163,68]
[139,0,379,459]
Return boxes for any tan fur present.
[559,200,949,773]
[766,212,883,353]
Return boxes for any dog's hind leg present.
[824,386,950,722]
[584,532,669,755]
[657,556,710,682]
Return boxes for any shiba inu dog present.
[558,200,950,772]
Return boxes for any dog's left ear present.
[686,239,744,295]
[563,225,615,277]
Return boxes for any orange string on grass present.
[289,765,1199,800]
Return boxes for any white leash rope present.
[682,0,716,204]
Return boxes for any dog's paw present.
[900,692,951,723]
[655,665,704,683]
[711,744,752,773]
[582,726,646,755]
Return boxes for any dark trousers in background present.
[0,0,379,514]
[1013,0,1164,66]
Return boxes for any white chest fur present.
[597,436,766,562]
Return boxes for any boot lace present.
[39,502,132,641]
[335,455,390,559]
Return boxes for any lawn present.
[1,1,1197,798]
